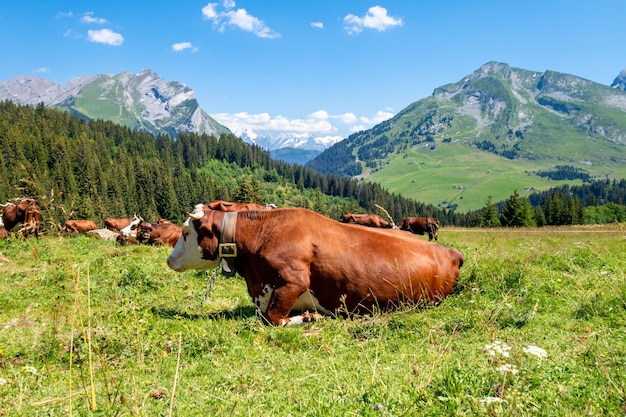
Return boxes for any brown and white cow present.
[135,220,182,248]
[397,217,440,241]
[0,217,7,240]
[342,213,393,228]
[0,200,41,238]
[62,219,98,234]
[208,199,277,212]
[167,205,463,326]
[119,215,143,239]
[104,214,140,231]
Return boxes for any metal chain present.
[200,265,220,305]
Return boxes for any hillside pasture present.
[366,140,626,212]
[0,225,625,416]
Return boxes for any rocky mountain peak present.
[611,69,626,91]
[0,70,229,139]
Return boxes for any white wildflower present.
[22,365,37,375]
[496,363,519,374]
[523,345,547,359]
[0,377,7,386]
[479,396,505,405]
[484,340,511,358]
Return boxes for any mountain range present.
[306,62,626,211]
[2,63,626,211]
[0,69,327,164]
[0,69,230,139]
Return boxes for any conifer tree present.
[500,190,536,227]
[480,195,501,227]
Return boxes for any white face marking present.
[253,284,273,313]
[120,217,141,238]
[167,217,219,272]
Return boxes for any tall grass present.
[0,225,625,415]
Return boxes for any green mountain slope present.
[307,62,626,211]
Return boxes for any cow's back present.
[237,209,461,308]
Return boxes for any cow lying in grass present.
[167,205,464,326]
[342,213,393,228]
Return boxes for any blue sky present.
[1,1,625,143]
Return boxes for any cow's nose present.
[166,256,180,272]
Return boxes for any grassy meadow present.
[366,140,626,212]
[1,224,625,416]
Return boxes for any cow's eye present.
[182,231,189,241]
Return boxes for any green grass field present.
[1,225,625,416]
[366,141,626,212]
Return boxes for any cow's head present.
[135,220,153,243]
[119,214,142,238]
[167,204,221,272]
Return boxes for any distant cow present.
[342,213,393,228]
[104,214,140,231]
[167,205,464,326]
[63,219,98,234]
[0,200,41,239]
[208,199,277,212]
[397,217,440,241]
[135,220,181,248]
[0,217,7,240]
[119,215,143,239]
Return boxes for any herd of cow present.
[1,198,462,326]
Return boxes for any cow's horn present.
[188,211,203,220]
[188,204,205,220]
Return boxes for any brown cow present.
[135,220,182,248]
[208,199,277,212]
[0,200,40,238]
[397,217,440,241]
[167,205,463,326]
[63,219,98,234]
[342,213,393,228]
[0,217,7,239]
[104,214,139,231]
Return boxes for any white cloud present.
[360,110,394,125]
[202,3,219,19]
[311,22,324,29]
[202,1,280,39]
[338,112,357,124]
[87,29,124,46]
[211,109,394,143]
[344,6,403,35]
[309,110,329,120]
[172,42,199,52]
[31,67,49,74]
[81,12,108,24]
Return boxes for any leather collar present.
[219,212,237,276]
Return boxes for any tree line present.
[474,180,626,227]
[0,101,458,230]
[2,101,624,231]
